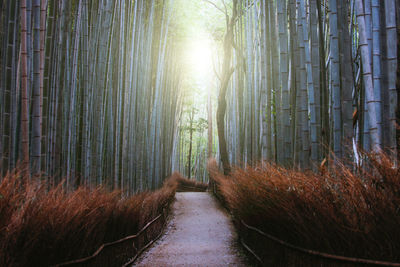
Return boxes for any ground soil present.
[133,192,250,267]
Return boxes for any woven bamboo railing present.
[238,219,400,267]
[53,206,170,267]
[209,176,400,266]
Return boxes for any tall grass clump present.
[0,171,179,267]
[208,154,400,263]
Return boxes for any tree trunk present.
[187,109,194,178]
[21,0,30,177]
[384,0,398,161]
[339,0,355,160]
[32,0,41,176]
[356,0,381,153]
[310,0,321,163]
[317,0,330,159]
[207,85,213,159]
[216,0,238,175]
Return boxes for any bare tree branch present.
[213,64,221,81]
[203,0,226,15]
[221,0,228,16]
[212,52,222,81]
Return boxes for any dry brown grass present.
[172,172,208,192]
[0,172,180,267]
[208,154,400,263]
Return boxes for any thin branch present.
[221,0,228,16]
[212,55,222,81]
[203,0,226,15]
[213,65,221,81]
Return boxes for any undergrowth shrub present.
[173,174,208,192]
[208,154,400,263]
[0,171,180,267]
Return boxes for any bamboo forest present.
[0,0,399,266]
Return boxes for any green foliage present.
[170,0,226,42]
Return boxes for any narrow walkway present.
[134,192,249,267]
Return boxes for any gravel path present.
[133,192,249,267]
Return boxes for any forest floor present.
[133,192,250,267]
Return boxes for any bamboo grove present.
[0,0,182,192]
[0,0,399,192]
[215,0,399,170]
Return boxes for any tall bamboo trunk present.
[384,0,398,161]
[207,85,213,159]
[32,0,41,176]
[187,110,194,178]
[277,0,291,165]
[297,0,310,169]
[356,0,381,153]
[339,0,355,160]
[21,0,30,177]
[316,0,330,159]
[330,0,342,158]
[310,0,322,163]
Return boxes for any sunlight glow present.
[185,39,213,78]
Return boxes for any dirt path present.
[133,192,249,267]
